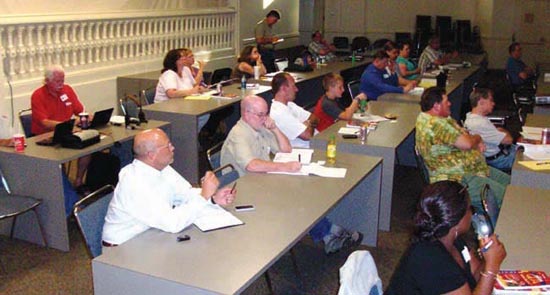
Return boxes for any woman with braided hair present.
[386,181,506,294]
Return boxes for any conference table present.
[378,63,483,121]
[0,120,170,251]
[136,59,372,183]
[511,114,550,190]
[310,101,420,231]
[92,151,382,295]
[496,185,550,272]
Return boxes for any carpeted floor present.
[0,164,423,295]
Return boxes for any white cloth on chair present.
[338,250,382,295]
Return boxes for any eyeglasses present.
[246,110,268,118]
[156,142,173,151]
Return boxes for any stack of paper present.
[194,204,244,232]
[338,126,360,135]
[521,126,544,141]
[408,87,425,96]
[517,143,550,160]
[352,113,389,123]
[270,149,347,178]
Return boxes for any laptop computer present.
[88,108,114,129]
[36,119,75,146]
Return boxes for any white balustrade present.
[0,9,236,81]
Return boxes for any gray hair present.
[44,65,65,81]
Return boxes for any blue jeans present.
[487,145,517,171]
[461,166,510,214]
[62,172,80,217]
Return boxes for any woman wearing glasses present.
[386,181,506,295]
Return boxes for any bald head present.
[134,129,161,158]
[241,95,268,130]
[133,128,175,170]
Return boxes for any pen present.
[481,240,494,253]
[230,182,237,194]
[298,154,301,163]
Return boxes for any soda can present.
[542,128,550,144]
[13,134,25,153]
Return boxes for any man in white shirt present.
[102,128,236,246]
[464,88,516,171]
[269,72,319,148]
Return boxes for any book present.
[495,270,550,291]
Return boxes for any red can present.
[542,128,550,145]
[13,134,25,152]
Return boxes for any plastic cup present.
[79,112,89,129]
[253,66,260,80]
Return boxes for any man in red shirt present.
[31,65,90,189]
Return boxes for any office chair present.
[210,68,232,84]
[347,80,361,101]
[211,164,239,188]
[333,36,351,55]
[73,184,114,258]
[119,95,141,119]
[414,147,430,186]
[351,37,370,54]
[18,108,33,138]
[141,87,156,105]
[0,166,47,248]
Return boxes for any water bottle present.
[241,75,246,89]
[351,50,356,66]
[326,134,337,164]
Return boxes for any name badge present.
[60,94,69,102]
[461,246,471,263]
[65,102,72,106]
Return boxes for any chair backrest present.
[414,147,430,186]
[371,38,392,51]
[18,108,33,138]
[480,184,500,227]
[333,36,350,49]
[119,98,139,118]
[351,37,370,53]
[206,141,224,170]
[141,87,156,105]
[73,185,114,258]
[338,250,382,295]
[274,58,289,72]
[212,163,239,188]
[210,68,233,84]
[0,166,11,193]
[347,80,361,100]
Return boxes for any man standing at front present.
[415,87,510,213]
[269,73,319,148]
[102,128,236,246]
[255,10,280,73]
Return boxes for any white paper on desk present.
[521,126,544,141]
[352,113,389,123]
[448,63,464,68]
[544,73,550,82]
[202,90,219,96]
[211,95,237,100]
[518,143,550,160]
[193,204,244,232]
[273,148,314,164]
[302,164,347,178]
[338,126,360,135]
[264,71,284,78]
[408,87,425,96]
